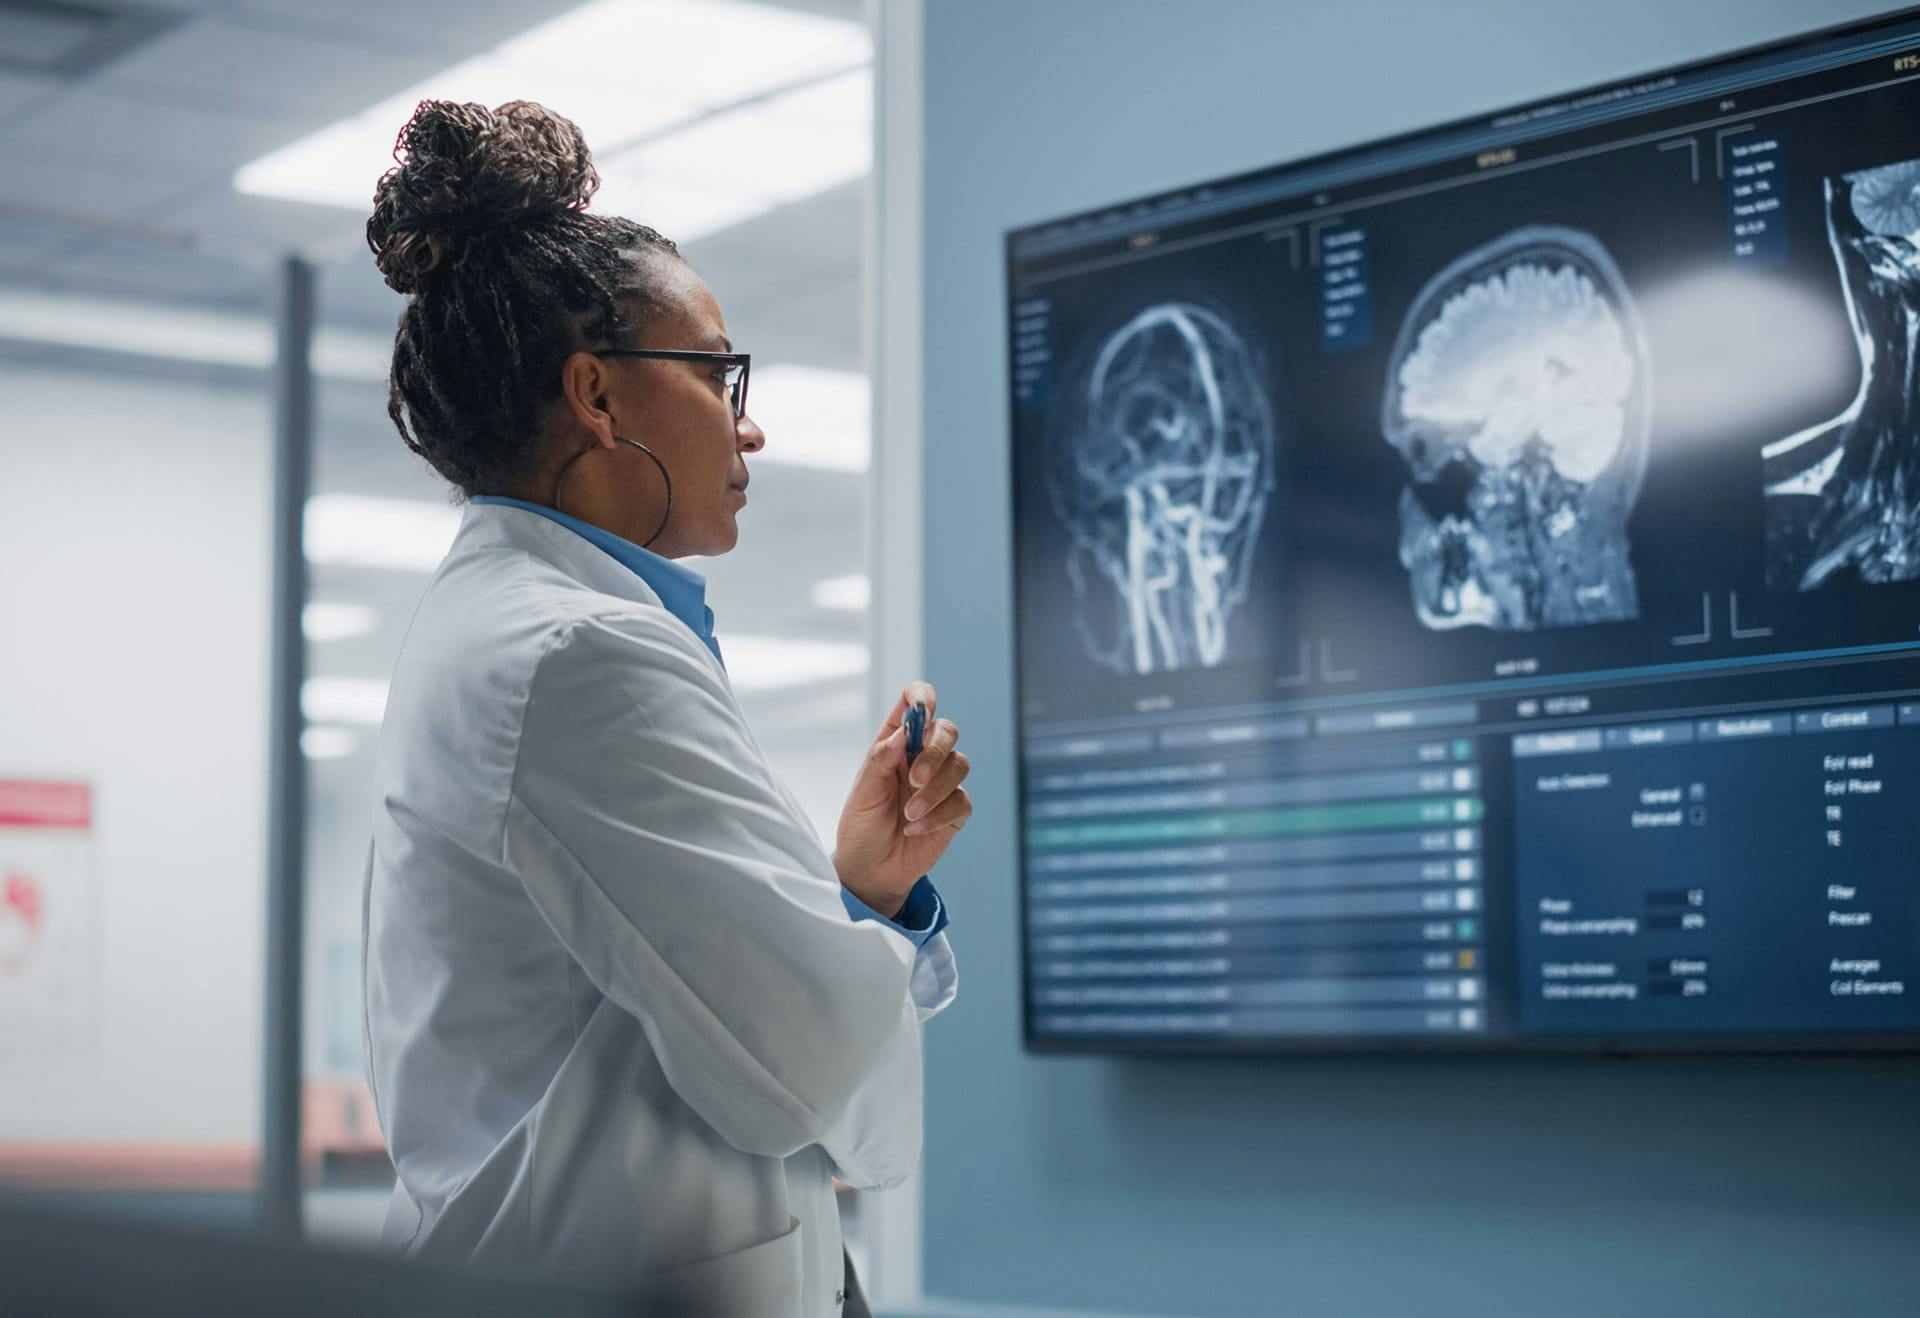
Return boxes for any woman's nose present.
[737,413,766,453]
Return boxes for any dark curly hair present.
[366,99,682,498]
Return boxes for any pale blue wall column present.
[916,3,1920,1314]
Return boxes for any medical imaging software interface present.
[1007,12,1920,1052]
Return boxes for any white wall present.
[0,359,269,1149]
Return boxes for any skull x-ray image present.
[1044,303,1277,674]
[1765,160,1920,590]
[1381,227,1652,631]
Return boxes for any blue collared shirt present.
[472,495,947,945]
[841,878,948,948]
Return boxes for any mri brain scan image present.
[1382,227,1651,631]
[1045,303,1277,674]
[1765,159,1920,590]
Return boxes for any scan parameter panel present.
[1006,10,1920,1053]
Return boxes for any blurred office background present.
[0,0,882,1268]
[3,1,1920,1316]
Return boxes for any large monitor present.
[1007,10,1920,1053]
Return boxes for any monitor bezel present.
[1004,4,1920,1058]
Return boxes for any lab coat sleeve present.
[910,930,958,1020]
[823,926,957,1189]
[503,608,933,1184]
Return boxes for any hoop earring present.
[550,436,673,549]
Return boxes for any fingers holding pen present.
[904,785,972,836]
[878,681,938,740]
[906,717,960,791]
[905,726,965,819]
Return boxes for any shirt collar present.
[469,496,720,663]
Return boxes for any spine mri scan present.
[1045,304,1277,675]
[1382,227,1652,631]
[1766,160,1920,590]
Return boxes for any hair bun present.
[367,99,601,295]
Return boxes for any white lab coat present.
[361,502,956,1315]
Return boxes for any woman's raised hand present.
[832,680,972,919]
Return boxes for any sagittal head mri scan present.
[1766,158,1920,590]
[1381,227,1652,632]
[1044,303,1277,674]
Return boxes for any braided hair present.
[366,99,681,499]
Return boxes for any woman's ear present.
[559,351,617,445]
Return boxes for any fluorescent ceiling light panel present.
[302,678,390,726]
[810,574,870,612]
[303,601,379,642]
[593,69,871,239]
[746,365,870,472]
[305,495,462,572]
[300,726,359,760]
[723,635,868,691]
[505,0,866,104]
[234,0,870,244]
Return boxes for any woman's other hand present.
[833,680,972,918]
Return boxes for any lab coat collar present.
[469,497,716,648]
[445,499,721,649]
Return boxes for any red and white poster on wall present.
[0,780,95,1042]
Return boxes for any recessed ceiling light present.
[810,574,870,611]
[305,495,462,572]
[300,726,359,760]
[303,602,378,642]
[722,635,868,691]
[233,0,870,245]
[302,678,390,726]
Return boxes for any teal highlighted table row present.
[1026,796,1485,851]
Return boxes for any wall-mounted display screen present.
[1007,9,1920,1052]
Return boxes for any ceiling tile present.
[0,70,59,124]
[0,87,314,180]
[0,215,71,273]
[226,0,589,56]
[0,152,207,225]
[114,0,236,11]
[92,16,455,121]
[158,187,370,266]
[680,176,865,282]
[28,234,273,312]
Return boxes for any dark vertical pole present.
[261,255,315,1240]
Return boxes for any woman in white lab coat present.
[359,101,966,1317]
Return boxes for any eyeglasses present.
[594,348,751,419]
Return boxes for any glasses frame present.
[594,348,751,418]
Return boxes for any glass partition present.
[0,319,273,1218]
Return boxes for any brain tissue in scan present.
[1765,159,1920,590]
[1382,226,1651,632]
[1045,303,1277,675]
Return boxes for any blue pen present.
[904,702,927,766]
